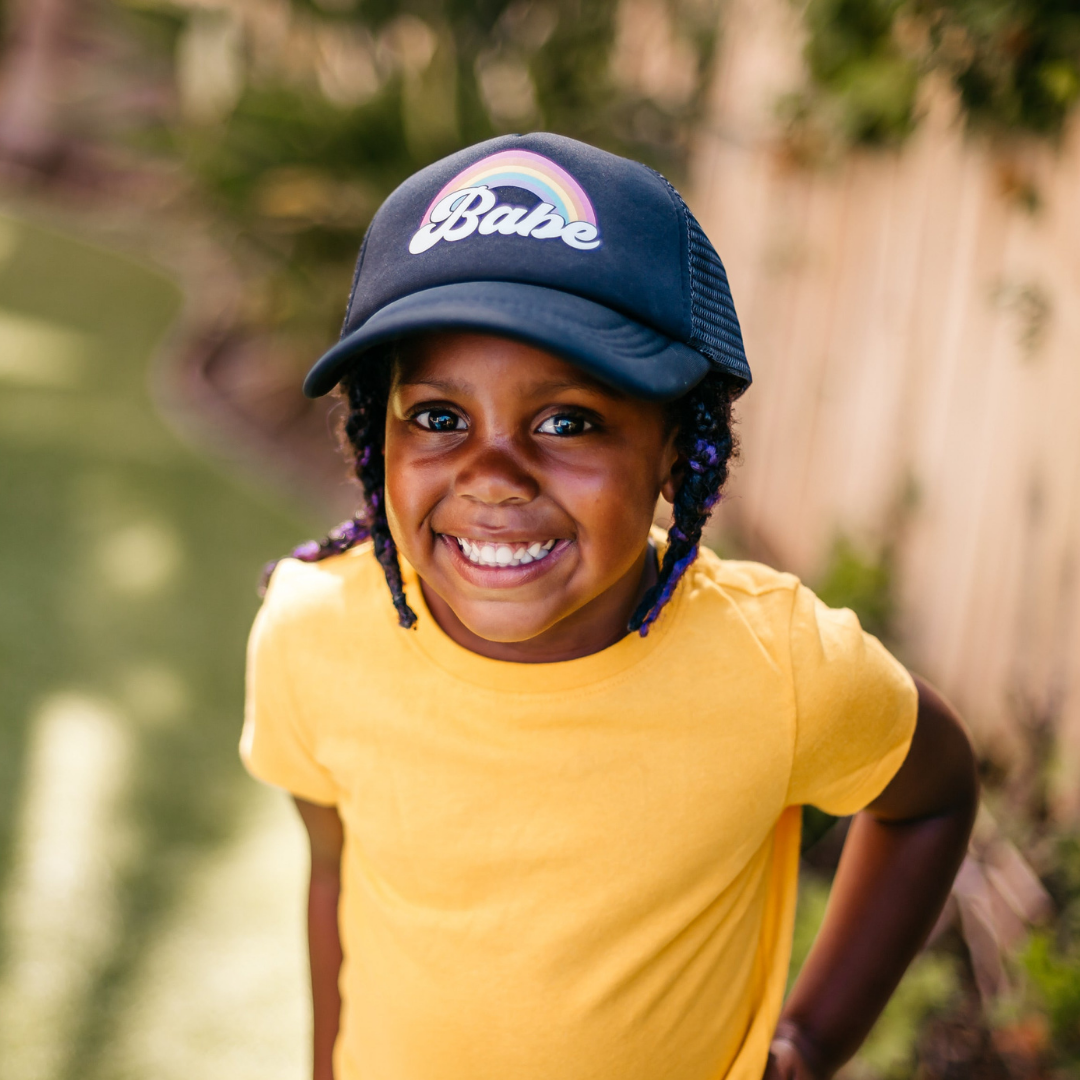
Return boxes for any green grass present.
[0,214,315,1079]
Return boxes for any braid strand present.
[260,347,418,629]
[628,370,740,635]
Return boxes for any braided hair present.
[263,348,739,636]
[628,369,739,634]
[260,346,418,629]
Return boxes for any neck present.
[420,543,659,663]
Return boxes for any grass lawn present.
[0,214,318,1080]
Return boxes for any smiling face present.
[383,332,681,662]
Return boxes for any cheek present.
[382,439,441,536]
[555,447,665,538]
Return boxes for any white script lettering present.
[410,187,601,253]
[409,187,498,254]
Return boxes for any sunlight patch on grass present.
[97,520,184,596]
[0,310,89,389]
[0,692,132,1080]
[103,788,309,1080]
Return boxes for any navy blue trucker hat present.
[303,132,751,401]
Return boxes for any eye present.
[536,413,594,437]
[414,408,467,433]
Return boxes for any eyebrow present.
[396,377,471,393]
[532,376,623,397]
[398,375,623,399]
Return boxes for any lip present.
[437,533,573,588]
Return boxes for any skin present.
[294,798,343,1080]
[383,331,681,661]
[293,331,978,1080]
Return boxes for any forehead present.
[393,331,621,398]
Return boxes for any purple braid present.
[260,346,418,629]
[628,369,740,635]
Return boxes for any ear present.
[661,457,685,505]
[659,427,684,505]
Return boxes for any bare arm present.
[766,676,979,1079]
[294,797,345,1080]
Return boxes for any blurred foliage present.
[1017,831,1080,1067]
[787,872,831,995]
[800,0,920,145]
[1020,932,1080,1062]
[856,953,962,1078]
[815,534,894,640]
[790,0,1080,151]
[919,0,1080,134]
[800,803,840,852]
[111,0,721,356]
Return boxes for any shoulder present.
[683,549,893,663]
[683,546,803,623]
[665,547,806,667]
[687,547,802,600]
[259,541,387,638]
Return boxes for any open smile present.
[452,536,557,568]
[437,534,573,581]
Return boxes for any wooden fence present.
[690,0,1080,811]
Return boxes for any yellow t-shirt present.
[241,539,916,1080]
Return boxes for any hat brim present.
[302,281,713,402]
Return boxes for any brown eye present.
[415,409,467,432]
[537,414,593,437]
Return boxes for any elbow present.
[870,675,981,832]
[957,734,980,821]
[930,686,980,828]
[922,714,980,837]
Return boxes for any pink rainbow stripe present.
[421,150,597,226]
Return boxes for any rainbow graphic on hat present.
[421,150,597,226]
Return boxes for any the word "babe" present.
[409,186,602,254]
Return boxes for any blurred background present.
[0,0,1078,1077]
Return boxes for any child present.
[241,133,978,1080]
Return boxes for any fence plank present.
[691,0,1080,809]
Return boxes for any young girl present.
[241,133,978,1080]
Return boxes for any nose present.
[453,440,540,506]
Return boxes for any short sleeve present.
[240,582,338,807]
[786,584,917,815]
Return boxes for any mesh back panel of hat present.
[684,213,749,386]
[649,171,750,389]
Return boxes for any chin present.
[453,602,566,645]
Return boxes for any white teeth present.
[452,536,559,568]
